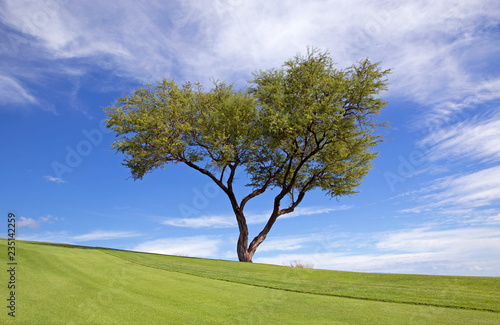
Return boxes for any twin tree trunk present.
[233,197,283,262]
[227,168,309,262]
[236,216,274,262]
[236,213,277,263]
[184,161,295,263]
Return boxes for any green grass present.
[101,246,500,312]
[1,239,499,324]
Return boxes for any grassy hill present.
[1,239,499,324]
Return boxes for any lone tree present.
[104,49,390,262]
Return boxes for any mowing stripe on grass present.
[20,240,499,313]
[98,248,500,313]
[4,240,499,325]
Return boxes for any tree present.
[104,48,390,262]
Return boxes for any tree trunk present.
[235,199,282,262]
[234,208,253,262]
[236,213,280,263]
[237,231,252,262]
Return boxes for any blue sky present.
[1,0,500,276]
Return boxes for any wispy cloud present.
[17,217,41,229]
[423,78,500,129]
[161,215,235,228]
[420,114,500,163]
[290,205,352,216]
[459,210,500,226]
[421,166,500,209]
[44,175,66,184]
[257,235,318,253]
[246,206,351,224]
[1,0,499,109]
[0,1,178,83]
[396,164,500,214]
[72,230,142,242]
[161,205,350,228]
[17,215,58,229]
[17,231,71,243]
[1,1,132,59]
[0,74,37,105]
[375,227,500,254]
[19,230,142,243]
[181,0,500,106]
[132,236,223,258]
[255,225,500,276]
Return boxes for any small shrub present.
[289,260,314,268]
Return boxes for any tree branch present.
[246,153,321,257]
[280,145,320,197]
[220,165,227,183]
[182,159,229,195]
[278,174,317,216]
[184,158,248,251]
[240,170,279,211]
[226,163,238,193]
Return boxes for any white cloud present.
[180,0,500,104]
[0,0,178,83]
[257,235,317,253]
[72,230,142,242]
[424,166,500,208]
[461,210,500,226]
[1,0,131,59]
[18,231,70,242]
[376,227,500,254]
[132,236,222,258]
[420,114,500,163]
[44,175,66,184]
[288,205,351,217]
[17,215,58,229]
[246,206,349,224]
[397,165,500,212]
[0,75,37,105]
[17,217,39,229]
[18,229,142,243]
[399,207,500,227]
[424,78,500,128]
[161,205,349,228]
[2,0,498,104]
[161,215,235,228]
[255,226,500,276]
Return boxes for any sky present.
[1,0,500,276]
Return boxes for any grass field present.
[1,239,499,324]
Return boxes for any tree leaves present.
[248,48,390,200]
[103,48,390,261]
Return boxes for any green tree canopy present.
[104,49,390,262]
